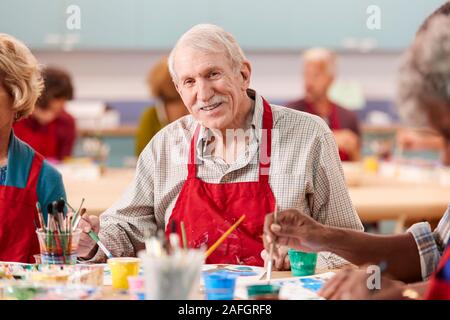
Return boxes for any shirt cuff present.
[407,222,441,280]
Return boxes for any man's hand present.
[261,246,291,271]
[77,213,100,260]
[333,129,360,160]
[263,209,327,254]
[318,266,405,300]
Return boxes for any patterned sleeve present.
[309,132,364,271]
[88,146,158,263]
[407,204,450,280]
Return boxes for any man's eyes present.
[209,71,221,78]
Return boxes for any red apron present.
[304,101,350,161]
[425,244,450,300]
[167,98,276,266]
[0,152,43,263]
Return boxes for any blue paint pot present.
[202,271,238,300]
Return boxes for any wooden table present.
[64,168,449,227]
[346,173,449,230]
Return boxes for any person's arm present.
[322,227,422,283]
[332,129,361,161]
[318,265,429,300]
[406,205,449,280]
[82,144,159,263]
[37,160,67,224]
[265,210,423,283]
[307,131,364,269]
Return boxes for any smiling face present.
[173,45,252,131]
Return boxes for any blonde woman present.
[0,34,66,263]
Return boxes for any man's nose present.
[197,80,214,103]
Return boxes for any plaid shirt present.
[91,89,363,270]
[408,204,450,280]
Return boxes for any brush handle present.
[88,230,113,259]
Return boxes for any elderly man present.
[286,48,361,161]
[78,24,362,269]
[264,2,450,299]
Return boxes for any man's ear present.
[240,60,252,90]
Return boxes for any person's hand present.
[318,266,405,300]
[260,246,290,271]
[333,129,360,154]
[263,209,327,254]
[77,213,100,260]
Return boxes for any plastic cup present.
[247,284,281,300]
[138,249,204,300]
[107,257,140,290]
[288,249,317,277]
[202,271,237,300]
[36,229,81,265]
[128,276,145,300]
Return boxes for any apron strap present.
[188,125,201,179]
[26,151,44,190]
[259,98,272,183]
[188,97,274,182]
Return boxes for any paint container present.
[128,276,145,300]
[247,284,281,300]
[138,248,204,300]
[36,229,81,265]
[288,249,317,277]
[202,271,237,300]
[107,257,141,290]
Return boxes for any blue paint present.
[202,271,237,300]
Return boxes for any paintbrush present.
[70,198,85,229]
[205,215,246,258]
[56,200,66,232]
[169,220,180,252]
[87,229,113,259]
[266,202,278,283]
[35,202,46,231]
[180,221,188,249]
[72,208,86,231]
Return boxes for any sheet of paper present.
[234,271,335,300]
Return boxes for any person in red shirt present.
[14,67,76,161]
[286,49,361,161]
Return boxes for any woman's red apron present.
[425,244,450,300]
[167,98,276,266]
[0,152,43,263]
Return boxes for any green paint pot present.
[247,284,281,300]
[288,249,317,276]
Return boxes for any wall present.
[34,50,402,102]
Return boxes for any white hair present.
[168,24,247,83]
[397,15,450,127]
[302,47,337,76]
